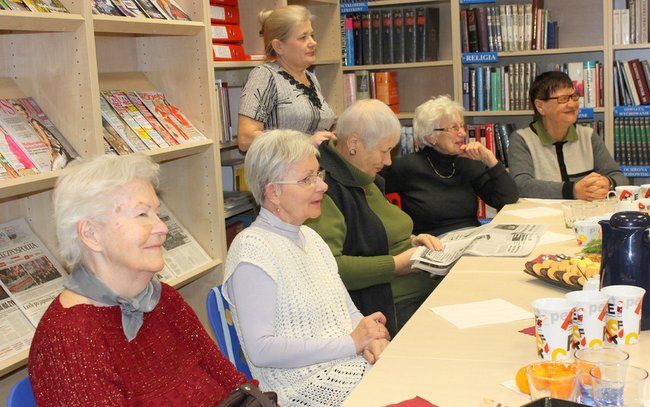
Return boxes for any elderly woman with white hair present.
[223,129,390,407]
[382,95,518,237]
[305,99,444,335]
[28,154,252,406]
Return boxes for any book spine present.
[467,8,479,52]
[392,8,405,64]
[462,66,470,111]
[403,8,416,63]
[352,13,363,66]
[476,66,484,111]
[361,12,372,65]
[370,10,383,65]
[343,15,355,66]
[423,7,439,61]
[629,59,650,105]
[381,9,394,64]
[583,61,597,108]
[475,7,489,52]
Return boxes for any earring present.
[349,148,357,156]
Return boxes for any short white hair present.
[413,95,465,148]
[245,129,318,205]
[335,99,401,149]
[53,154,160,269]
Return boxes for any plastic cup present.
[574,348,630,406]
[574,219,601,246]
[566,290,610,350]
[591,364,648,406]
[526,360,581,401]
[600,285,645,346]
[532,298,575,360]
[612,186,640,201]
[562,201,598,229]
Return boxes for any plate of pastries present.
[523,253,601,290]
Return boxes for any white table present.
[342,200,650,406]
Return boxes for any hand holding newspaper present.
[411,223,549,276]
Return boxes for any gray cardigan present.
[508,122,628,199]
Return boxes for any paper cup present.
[634,198,650,214]
[613,185,640,201]
[573,219,601,246]
[565,291,610,349]
[532,298,575,360]
[639,184,650,199]
[600,285,645,345]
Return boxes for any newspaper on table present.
[0,218,67,362]
[156,202,212,282]
[411,223,549,276]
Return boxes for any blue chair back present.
[206,285,252,379]
[7,376,36,407]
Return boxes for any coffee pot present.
[599,211,650,330]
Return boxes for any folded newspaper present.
[411,223,549,276]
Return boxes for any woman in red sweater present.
[28,154,251,406]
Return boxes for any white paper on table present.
[500,379,529,398]
[520,198,568,205]
[536,231,575,246]
[504,207,563,219]
[430,298,533,329]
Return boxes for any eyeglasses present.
[542,93,580,104]
[275,170,326,186]
[433,123,467,133]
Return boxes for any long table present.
[342,199,650,406]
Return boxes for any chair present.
[7,376,36,407]
[206,285,253,379]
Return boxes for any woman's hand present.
[309,131,337,147]
[362,338,390,364]
[350,312,390,354]
[459,141,498,167]
[410,233,443,251]
[393,247,418,276]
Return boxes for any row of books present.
[613,1,650,45]
[0,0,66,12]
[341,7,439,67]
[614,116,650,166]
[460,1,557,53]
[462,62,538,112]
[613,58,650,106]
[343,70,400,113]
[92,0,190,20]
[215,80,241,144]
[0,98,77,179]
[100,90,205,155]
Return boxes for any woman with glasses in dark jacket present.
[382,95,519,237]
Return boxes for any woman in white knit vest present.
[223,129,390,406]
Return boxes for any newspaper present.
[156,202,212,282]
[411,223,548,276]
[0,218,66,362]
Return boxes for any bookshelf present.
[0,0,226,392]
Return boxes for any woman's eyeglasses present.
[433,123,467,133]
[542,93,580,104]
[275,170,326,186]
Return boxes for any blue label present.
[577,108,594,119]
[461,52,498,64]
[340,1,368,13]
[460,0,495,4]
[614,105,650,117]
[620,166,650,177]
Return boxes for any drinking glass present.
[574,348,630,406]
[526,360,581,401]
[590,364,648,406]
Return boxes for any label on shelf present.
[460,0,495,4]
[620,166,650,177]
[340,1,368,13]
[461,52,498,64]
[577,108,594,119]
[614,105,650,117]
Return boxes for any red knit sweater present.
[28,283,250,406]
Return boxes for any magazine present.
[92,0,122,15]
[150,0,190,20]
[0,288,34,363]
[109,0,144,17]
[125,91,178,146]
[102,119,134,155]
[106,91,170,148]
[135,91,205,142]
[0,124,39,177]
[155,202,212,282]
[133,0,166,18]
[99,95,148,152]
[101,91,159,150]
[411,223,548,276]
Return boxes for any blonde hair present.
[259,5,313,58]
[413,95,465,148]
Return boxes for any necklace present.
[277,70,322,110]
[425,154,456,179]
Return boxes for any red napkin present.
[383,396,438,407]
[519,325,536,337]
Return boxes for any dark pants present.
[395,275,444,333]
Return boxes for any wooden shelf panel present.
[93,16,204,36]
[343,59,453,71]
[612,43,650,51]
[145,139,215,163]
[496,45,604,58]
[0,12,84,32]
[369,0,448,6]
[0,172,59,201]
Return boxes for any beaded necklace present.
[277,70,322,110]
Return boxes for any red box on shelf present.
[209,4,239,24]
[211,24,244,43]
[213,43,246,61]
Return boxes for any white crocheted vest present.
[223,225,369,406]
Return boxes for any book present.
[375,71,400,113]
[342,14,355,67]
[355,70,370,100]
[462,66,470,111]
[352,13,363,66]
[135,91,205,142]
[381,9,394,64]
[221,157,246,192]
[370,10,383,65]
[419,7,439,62]
[466,8,479,53]
[403,8,416,63]
[410,223,548,275]
[628,58,650,105]
[459,10,470,53]
[361,12,372,65]
[583,61,597,108]
[392,8,405,64]
[343,73,356,108]
[475,7,489,52]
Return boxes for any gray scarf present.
[63,264,161,342]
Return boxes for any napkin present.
[536,231,575,246]
[383,396,438,406]
[430,298,533,329]
[503,206,563,219]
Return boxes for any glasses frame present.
[433,123,467,133]
[541,93,580,104]
[274,169,326,186]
